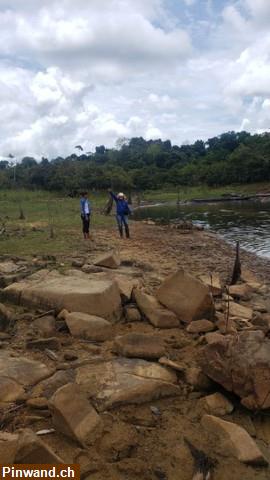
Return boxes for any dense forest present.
[1,131,270,192]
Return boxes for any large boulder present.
[133,289,179,328]
[200,331,270,410]
[49,383,103,446]
[0,351,52,387]
[156,269,214,323]
[202,415,268,466]
[114,333,165,359]
[4,269,121,320]
[76,358,180,411]
[65,312,113,341]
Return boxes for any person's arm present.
[88,200,91,215]
[109,191,118,202]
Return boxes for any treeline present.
[1,131,270,192]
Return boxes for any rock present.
[33,315,56,338]
[57,309,69,320]
[4,269,122,321]
[185,367,213,391]
[0,432,19,463]
[186,319,215,334]
[0,261,20,274]
[94,250,121,269]
[202,415,268,466]
[241,269,262,290]
[198,273,222,296]
[156,269,214,323]
[158,357,185,372]
[81,264,103,274]
[227,284,252,300]
[0,377,25,402]
[65,312,113,341]
[199,393,234,416]
[26,337,60,351]
[64,351,78,361]
[114,276,141,303]
[15,429,64,463]
[49,383,103,446]
[225,302,253,320]
[0,302,12,331]
[32,370,75,399]
[26,397,48,410]
[0,351,52,387]
[200,330,270,410]
[133,289,179,328]
[114,333,165,359]
[215,312,237,334]
[72,259,85,268]
[76,358,180,411]
[124,305,142,322]
[205,332,226,344]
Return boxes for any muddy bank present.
[0,222,270,479]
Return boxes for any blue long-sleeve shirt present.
[110,192,131,216]
[80,198,91,215]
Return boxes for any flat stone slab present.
[4,269,121,320]
[0,351,52,387]
[76,358,180,411]
[65,312,113,341]
[114,333,165,359]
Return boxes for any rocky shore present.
[0,221,270,479]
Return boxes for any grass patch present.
[0,190,114,256]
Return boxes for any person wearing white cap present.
[108,190,131,238]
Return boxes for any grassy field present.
[0,190,114,256]
[1,183,269,256]
[142,182,270,203]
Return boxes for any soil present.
[1,221,270,479]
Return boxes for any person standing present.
[109,190,131,238]
[80,192,91,239]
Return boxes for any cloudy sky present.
[0,0,270,159]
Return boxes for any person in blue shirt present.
[80,192,91,239]
[109,190,131,238]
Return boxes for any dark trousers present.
[81,214,90,234]
[116,215,129,237]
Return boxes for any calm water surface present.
[134,199,270,259]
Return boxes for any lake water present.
[133,199,270,259]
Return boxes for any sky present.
[0,0,270,159]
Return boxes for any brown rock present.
[204,332,226,344]
[33,315,56,338]
[0,352,52,387]
[57,309,69,320]
[124,306,142,322]
[49,383,103,446]
[15,429,64,463]
[198,273,222,296]
[228,284,252,300]
[187,319,215,334]
[65,312,113,341]
[26,397,48,410]
[0,432,19,463]
[94,250,121,269]
[226,302,253,320]
[156,269,214,323]
[200,330,270,410]
[199,392,234,416]
[0,377,25,402]
[185,367,212,391]
[32,370,75,399]
[202,415,268,466]
[0,302,12,331]
[133,289,179,328]
[114,333,165,359]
